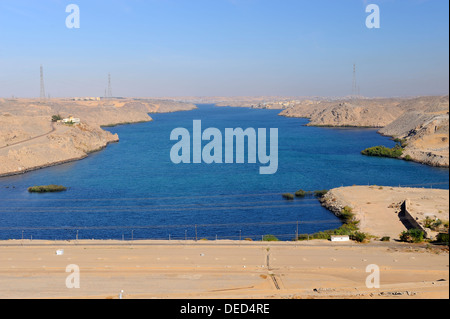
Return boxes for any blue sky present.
[0,0,448,98]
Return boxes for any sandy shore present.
[0,240,447,299]
[321,186,449,240]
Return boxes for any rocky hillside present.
[0,117,119,177]
[280,98,404,127]
[0,98,197,177]
[281,95,449,167]
[379,96,449,167]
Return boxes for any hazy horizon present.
[0,0,448,99]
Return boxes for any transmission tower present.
[352,64,357,97]
[40,65,46,100]
[107,73,113,99]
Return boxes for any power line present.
[40,65,46,100]
[0,220,340,231]
[0,203,325,214]
[0,199,320,210]
[1,180,446,203]
[107,73,112,99]
[0,192,308,202]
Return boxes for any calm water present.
[0,104,448,240]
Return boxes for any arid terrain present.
[279,96,449,167]
[0,96,448,300]
[0,240,447,299]
[321,186,449,240]
[1,95,448,175]
[0,98,196,177]
[167,95,449,168]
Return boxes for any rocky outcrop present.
[0,98,197,177]
[281,95,449,167]
[0,122,119,177]
[280,98,404,127]
[380,97,449,168]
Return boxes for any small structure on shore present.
[330,235,350,242]
[61,116,81,125]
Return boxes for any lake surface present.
[0,104,448,241]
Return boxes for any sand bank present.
[321,186,449,240]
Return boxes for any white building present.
[62,116,81,124]
[330,235,350,242]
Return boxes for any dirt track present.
[0,122,55,150]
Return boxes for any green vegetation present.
[28,185,67,193]
[262,234,279,242]
[404,155,413,161]
[297,206,368,242]
[282,193,295,200]
[101,120,149,128]
[393,138,408,148]
[361,144,404,159]
[284,189,329,200]
[314,190,329,198]
[51,114,62,122]
[380,236,391,242]
[436,233,449,245]
[399,229,424,243]
[423,218,447,231]
[294,189,315,198]
[351,231,368,243]
[295,189,307,198]
[340,206,355,223]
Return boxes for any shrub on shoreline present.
[436,233,449,244]
[404,155,413,161]
[361,145,404,159]
[297,206,364,242]
[399,229,424,243]
[314,190,328,198]
[262,235,279,242]
[393,138,408,148]
[28,185,67,193]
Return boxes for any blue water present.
[0,104,448,240]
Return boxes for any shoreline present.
[2,100,448,178]
[0,139,119,179]
[289,115,449,168]
[0,98,197,178]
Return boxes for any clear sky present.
[0,0,448,98]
